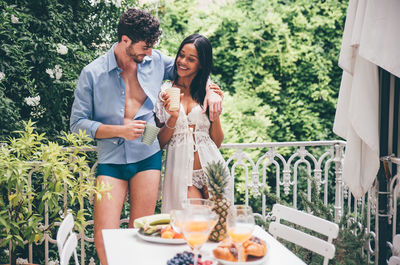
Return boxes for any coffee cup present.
[141,123,160,145]
[159,87,181,111]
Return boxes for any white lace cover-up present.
[154,82,233,213]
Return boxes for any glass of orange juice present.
[227,205,255,262]
[181,206,218,265]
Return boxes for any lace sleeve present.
[154,98,167,123]
[154,82,172,123]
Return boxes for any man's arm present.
[203,82,223,122]
[70,68,102,139]
[70,69,145,140]
[161,52,176,81]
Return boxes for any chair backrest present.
[57,213,75,254]
[60,232,78,265]
[57,213,79,265]
[392,234,400,256]
[268,204,339,265]
[389,256,400,265]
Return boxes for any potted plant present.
[0,121,107,265]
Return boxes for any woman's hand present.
[161,92,181,119]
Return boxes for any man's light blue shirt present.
[70,43,175,164]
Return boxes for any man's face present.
[126,40,153,63]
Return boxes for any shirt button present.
[122,91,125,95]
[121,108,124,112]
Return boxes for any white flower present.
[16,258,29,265]
[4,249,9,256]
[46,68,54,78]
[48,260,59,265]
[46,65,63,80]
[54,65,63,80]
[56,43,68,55]
[89,0,101,6]
[0,71,5,81]
[112,0,122,8]
[11,14,19,24]
[24,95,41,107]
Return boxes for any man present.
[70,8,222,265]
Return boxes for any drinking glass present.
[181,206,218,265]
[227,205,255,262]
[182,198,214,210]
[170,209,184,234]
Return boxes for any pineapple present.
[204,161,232,242]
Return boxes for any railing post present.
[334,143,344,222]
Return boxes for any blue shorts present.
[96,151,162,181]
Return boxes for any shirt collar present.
[107,43,119,72]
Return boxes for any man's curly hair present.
[117,9,161,45]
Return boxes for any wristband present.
[165,119,176,129]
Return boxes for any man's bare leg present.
[94,175,128,265]
[128,169,160,227]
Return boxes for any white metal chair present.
[268,204,339,265]
[56,213,79,265]
[60,232,79,265]
[389,256,400,265]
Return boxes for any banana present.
[143,224,169,235]
[134,213,170,228]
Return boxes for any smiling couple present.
[70,8,229,265]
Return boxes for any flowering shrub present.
[0,0,128,141]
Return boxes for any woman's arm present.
[157,116,178,148]
[209,116,224,148]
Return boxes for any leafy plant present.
[0,121,108,265]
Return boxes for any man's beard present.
[126,46,144,63]
[132,54,144,63]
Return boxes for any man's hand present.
[203,83,223,121]
[122,120,146,140]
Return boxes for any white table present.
[103,226,306,265]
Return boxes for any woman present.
[155,34,232,213]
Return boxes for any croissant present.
[212,238,247,262]
[243,236,267,257]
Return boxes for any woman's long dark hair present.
[174,34,213,110]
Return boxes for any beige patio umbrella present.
[333,0,400,263]
[333,0,400,199]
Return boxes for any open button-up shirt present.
[70,43,175,164]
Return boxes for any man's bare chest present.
[121,71,147,120]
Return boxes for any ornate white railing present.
[4,140,385,265]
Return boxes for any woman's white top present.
[154,82,233,213]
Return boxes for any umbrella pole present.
[377,68,390,265]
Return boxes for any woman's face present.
[176,43,201,79]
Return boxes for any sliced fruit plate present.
[134,214,186,244]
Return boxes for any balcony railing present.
[4,140,394,265]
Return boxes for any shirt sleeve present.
[70,68,102,139]
[161,52,176,80]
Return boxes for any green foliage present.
[0,121,108,264]
[0,0,127,141]
[157,0,347,143]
